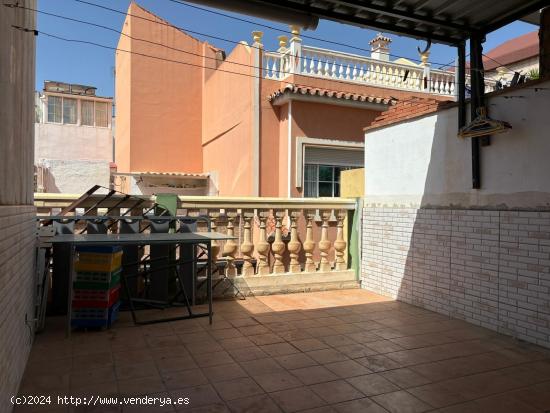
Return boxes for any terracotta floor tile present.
[365,340,404,354]
[304,327,338,338]
[320,335,357,348]
[185,340,224,355]
[381,368,431,388]
[238,325,271,336]
[72,352,113,371]
[259,342,300,357]
[324,360,372,378]
[270,386,326,413]
[371,390,431,413]
[208,328,243,341]
[170,384,222,408]
[184,403,230,412]
[212,377,264,401]
[202,363,248,382]
[509,381,550,411]
[118,375,166,396]
[309,379,365,404]
[347,373,400,396]
[306,348,348,364]
[193,351,235,368]
[274,353,318,370]
[178,331,213,344]
[332,398,388,413]
[147,335,184,348]
[70,366,116,389]
[356,355,403,372]
[240,358,284,376]
[290,338,329,352]
[113,358,159,381]
[298,406,336,413]
[156,355,198,374]
[338,343,378,359]
[228,347,268,363]
[252,371,303,392]
[471,392,540,413]
[226,394,282,413]
[407,382,468,408]
[290,365,339,385]
[162,368,209,390]
[248,333,285,346]
[113,349,155,366]
[276,329,312,341]
[228,317,259,328]
[218,336,255,351]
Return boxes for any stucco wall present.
[202,44,254,196]
[361,81,550,348]
[37,159,110,194]
[115,3,205,174]
[364,80,550,209]
[35,123,112,162]
[0,1,36,409]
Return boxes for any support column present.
[469,33,485,189]
[541,7,550,78]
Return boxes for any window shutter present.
[304,146,364,167]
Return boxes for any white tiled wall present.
[0,206,36,408]
[362,207,550,348]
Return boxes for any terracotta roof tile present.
[268,84,397,105]
[483,31,538,71]
[364,96,455,131]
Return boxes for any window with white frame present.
[303,146,363,198]
[81,100,94,126]
[62,98,77,124]
[47,96,62,123]
[304,164,353,197]
[95,102,108,127]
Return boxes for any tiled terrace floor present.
[18,290,550,413]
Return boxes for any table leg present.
[66,243,75,337]
[207,241,213,324]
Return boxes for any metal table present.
[50,232,235,336]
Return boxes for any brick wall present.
[362,207,550,348]
[0,206,36,408]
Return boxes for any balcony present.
[264,43,497,97]
[35,194,361,297]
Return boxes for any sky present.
[36,0,538,97]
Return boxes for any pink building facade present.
[115,3,452,197]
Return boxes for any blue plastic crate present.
[71,302,120,329]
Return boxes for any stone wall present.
[362,207,550,348]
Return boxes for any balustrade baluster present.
[331,61,337,78]
[338,61,344,78]
[272,210,286,273]
[302,53,308,74]
[241,210,255,276]
[209,211,221,268]
[324,60,330,76]
[303,210,316,272]
[334,210,347,270]
[271,59,278,80]
[256,210,270,275]
[317,56,323,75]
[288,211,302,273]
[359,65,365,80]
[318,210,332,272]
[222,210,238,277]
[345,62,351,79]
[352,64,358,80]
[309,54,316,74]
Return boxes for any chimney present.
[370,33,392,61]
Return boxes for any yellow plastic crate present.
[75,251,123,272]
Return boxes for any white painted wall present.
[35,122,112,162]
[37,159,110,194]
[365,80,550,209]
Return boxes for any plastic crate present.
[75,251,122,272]
[71,302,120,329]
[73,270,121,290]
[72,286,120,308]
